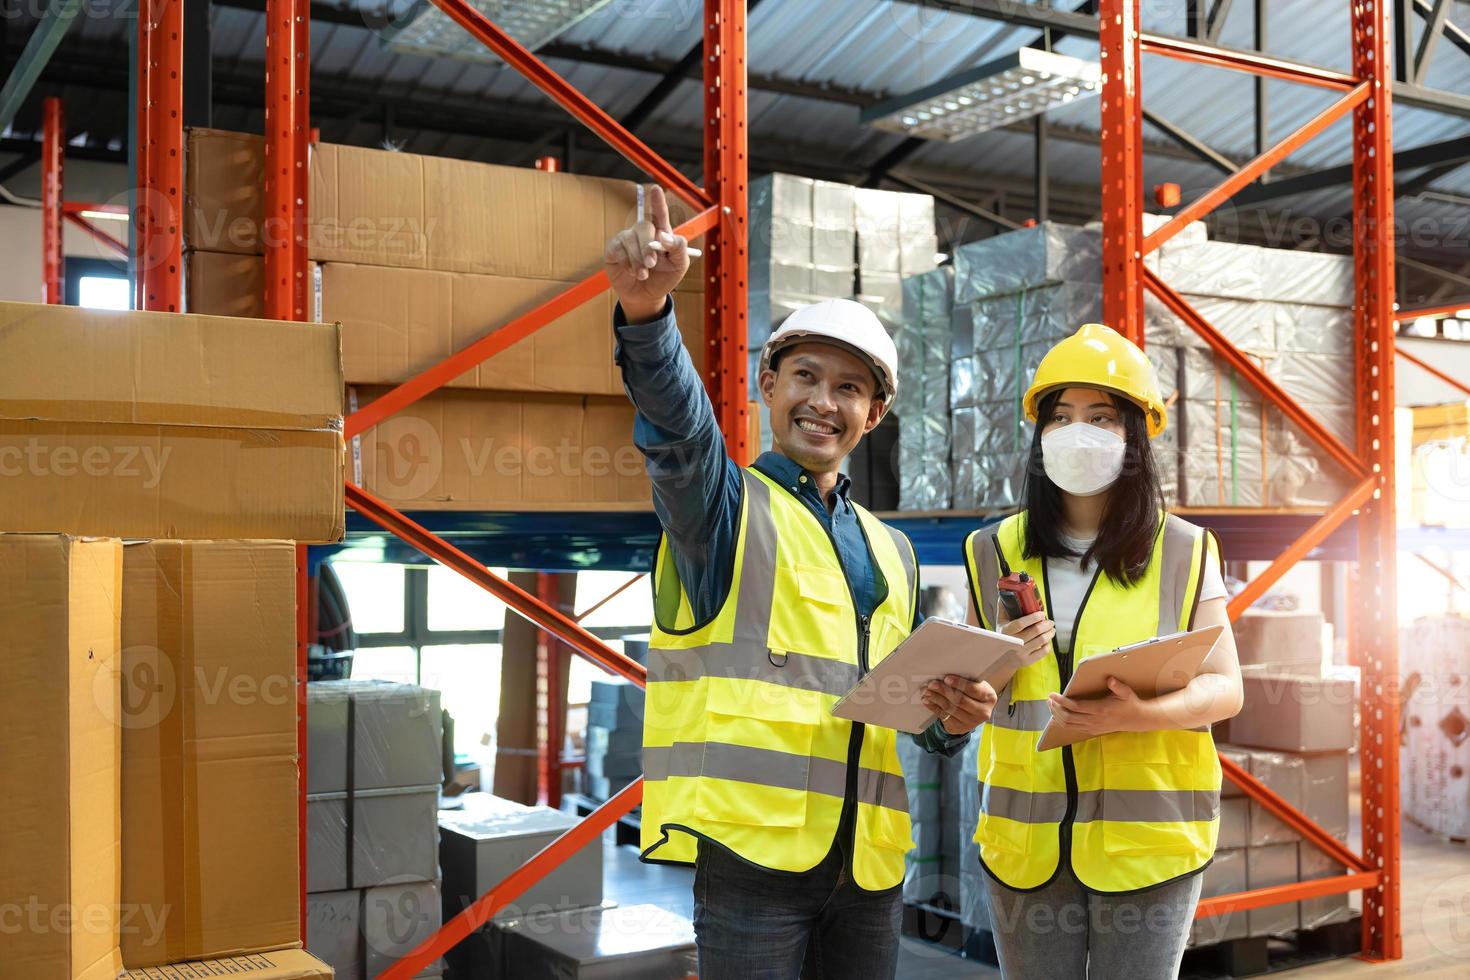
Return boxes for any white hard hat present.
[758,299,899,401]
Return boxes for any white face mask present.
[1041,423,1127,496]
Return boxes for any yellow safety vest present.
[963,511,1222,894]
[641,466,919,891]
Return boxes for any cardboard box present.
[0,301,344,541]
[120,541,301,967]
[185,130,705,285]
[306,680,443,795]
[1246,843,1300,936]
[187,253,706,398]
[1190,848,1247,946]
[348,386,652,510]
[1,535,123,980]
[1231,673,1355,752]
[1232,610,1324,673]
[119,949,334,980]
[307,787,441,892]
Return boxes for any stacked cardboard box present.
[184,129,711,511]
[305,680,446,979]
[437,793,605,978]
[897,268,955,510]
[1,300,342,979]
[1401,615,1470,838]
[854,186,939,318]
[584,678,644,801]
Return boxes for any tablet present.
[1035,624,1225,751]
[830,618,1025,734]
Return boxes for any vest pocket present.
[978,757,1035,854]
[695,680,823,829]
[1099,731,1213,857]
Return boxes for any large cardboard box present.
[1,535,123,980]
[188,253,707,397]
[120,541,301,967]
[348,387,652,510]
[1231,673,1355,752]
[1232,610,1324,673]
[0,301,344,541]
[185,130,705,285]
[119,949,334,980]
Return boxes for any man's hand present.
[604,184,691,323]
[923,675,999,735]
[1045,677,1150,737]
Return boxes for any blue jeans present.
[692,837,903,980]
[984,863,1203,980]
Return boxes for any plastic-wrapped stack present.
[585,677,645,801]
[854,187,939,319]
[897,268,956,510]
[897,730,948,905]
[305,680,446,979]
[957,738,991,937]
[1151,238,1357,507]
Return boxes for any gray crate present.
[496,904,697,980]
[308,680,443,794]
[363,879,445,979]
[308,785,442,892]
[306,889,362,980]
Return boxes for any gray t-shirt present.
[1047,531,1227,652]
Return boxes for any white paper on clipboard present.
[830,618,1025,734]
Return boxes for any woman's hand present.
[998,609,1057,668]
[1046,677,1150,736]
[922,675,999,735]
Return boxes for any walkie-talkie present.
[997,571,1042,621]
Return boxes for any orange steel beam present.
[1226,476,1377,620]
[135,0,184,312]
[1143,82,1369,254]
[42,97,63,304]
[378,779,645,980]
[1395,343,1470,398]
[63,212,129,257]
[1352,0,1401,958]
[1139,34,1359,90]
[426,0,710,211]
[262,0,311,321]
[1396,300,1470,321]
[1098,0,1145,343]
[1220,754,1368,871]
[1144,268,1368,479]
[1197,872,1382,919]
[344,482,648,686]
[703,0,752,462]
[344,207,718,440]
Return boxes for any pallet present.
[1181,915,1362,978]
[901,901,999,967]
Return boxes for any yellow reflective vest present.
[641,467,919,891]
[964,511,1223,894]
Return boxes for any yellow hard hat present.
[1023,323,1168,438]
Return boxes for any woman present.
[961,322,1242,979]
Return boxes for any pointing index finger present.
[646,184,673,235]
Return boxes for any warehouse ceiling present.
[3,0,1469,305]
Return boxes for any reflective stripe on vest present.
[641,467,919,890]
[963,511,1222,894]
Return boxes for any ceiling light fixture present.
[386,0,615,65]
[861,48,1102,142]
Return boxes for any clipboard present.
[1035,624,1225,751]
[830,618,1025,735]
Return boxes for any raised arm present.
[604,186,742,602]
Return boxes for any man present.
[605,186,998,980]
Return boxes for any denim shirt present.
[614,297,967,757]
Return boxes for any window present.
[349,645,418,685]
[333,562,407,634]
[420,643,503,768]
[427,564,509,631]
[77,276,130,310]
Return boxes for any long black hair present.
[1021,388,1163,585]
